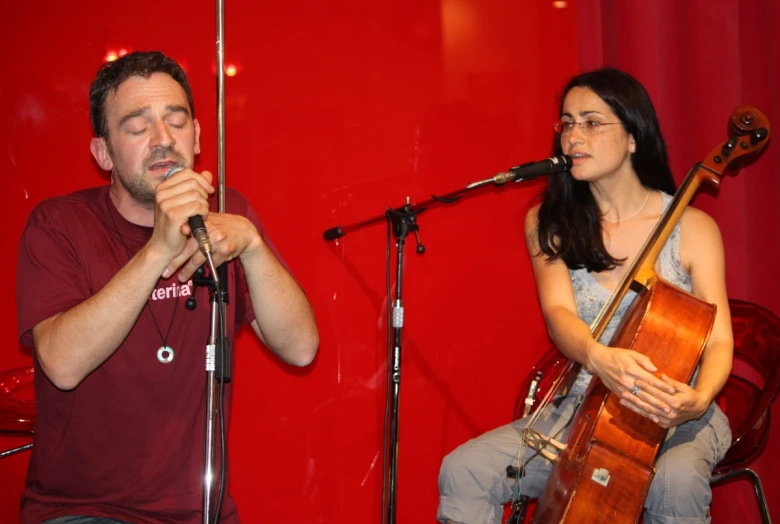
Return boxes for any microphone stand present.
[323,167,553,524]
[203,0,230,522]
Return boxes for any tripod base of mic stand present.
[507,495,530,524]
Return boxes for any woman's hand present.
[587,344,680,422]
[619,374,710,428]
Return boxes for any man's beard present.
[113,169,156,207]
[110,146,186,208]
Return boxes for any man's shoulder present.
[28,186,105,225]
[30,186,104,213]
[223,187,258,218]
[224,187,248,206]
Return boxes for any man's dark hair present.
[89,51,195,138]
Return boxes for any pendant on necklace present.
[157,345,175,364]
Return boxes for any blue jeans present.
[437,399,731,524]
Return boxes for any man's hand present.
[150,168,215,274]
[166,212,263,282]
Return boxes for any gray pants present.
[437,398,731,524]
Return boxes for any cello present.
[523,106,771,523]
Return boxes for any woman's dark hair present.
[536,67,677,272]
[89,51,195,139]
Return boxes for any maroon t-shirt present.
[16,185,285,523]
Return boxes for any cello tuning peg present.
[721,137,738,157]
[751,127,769,145]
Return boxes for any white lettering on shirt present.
[149,280,194,301]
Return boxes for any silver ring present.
[630,385,640,396]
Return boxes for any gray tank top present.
[569,192,692,395]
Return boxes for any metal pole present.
[203,0,226,522]
[203,306,219,523]
[386,233,405,524]
[216,0,226,213]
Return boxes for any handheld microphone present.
[466,155,572,189]
[164,165,214,256]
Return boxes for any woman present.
[437,68,733,524]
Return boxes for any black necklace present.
[105,189,181,364]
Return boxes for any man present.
[16,51,318,523]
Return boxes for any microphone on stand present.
[467,155,572,189]
[164,165,214,256]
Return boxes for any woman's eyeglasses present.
[553,119,622,136]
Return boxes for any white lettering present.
[149,281,194,301]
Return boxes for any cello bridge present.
[522,428,568,463]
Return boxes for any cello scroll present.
[699,106,770,186]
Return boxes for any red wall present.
[0,1,577,522]
[1,0,776,522]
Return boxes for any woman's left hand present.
[619,374,709,428]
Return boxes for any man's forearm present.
[33,244,171,390]
[240,240,318,366]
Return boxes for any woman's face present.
[559,86,636,183]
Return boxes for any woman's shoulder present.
[679,206,724,272]
[681,205,720,236]
[524,202,543,246]
[524,202,542,230]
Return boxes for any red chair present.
[513,348,569,422]
[505,298,780,523]
[710,298,780,523]
[0,366,35,458]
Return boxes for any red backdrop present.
[0,0,777,522]
[577,1,780,521]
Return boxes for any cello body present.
[531,278,715,523]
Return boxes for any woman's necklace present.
[105,190,180,364]
[603,189,650,224]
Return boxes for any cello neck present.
[590,106,771,341]
[590,163,720,341]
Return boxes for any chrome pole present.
[216,0,226,213]
[203,0,226,522]
[203,305,219,523]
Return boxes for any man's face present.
[95,72,201,207]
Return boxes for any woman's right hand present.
[586,344,676,414]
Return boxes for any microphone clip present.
[386,199,426,255]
